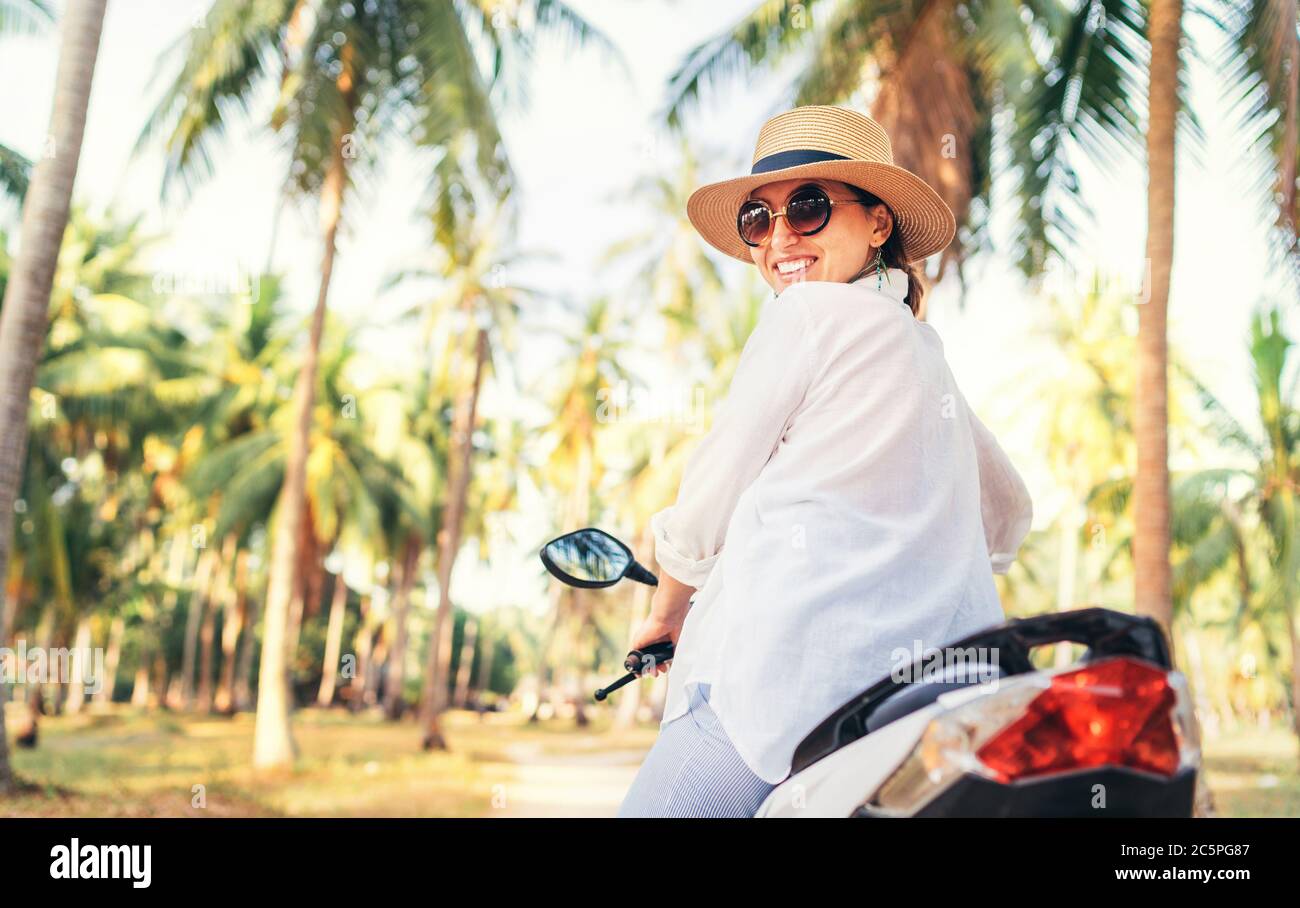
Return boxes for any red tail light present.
[975,657,1180,781]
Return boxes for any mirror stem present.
[624,561,658,586]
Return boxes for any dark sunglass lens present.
[737,201,771,246]
[787,187,830,234]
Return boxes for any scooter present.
[540,526,1204,817]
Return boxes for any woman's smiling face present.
[745,178,892,294]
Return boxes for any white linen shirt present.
[650,267,1033,784]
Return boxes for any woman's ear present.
[869,204,894,245]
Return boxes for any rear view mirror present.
[539,528,657,588]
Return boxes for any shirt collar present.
[850,266,910,306]
[763,267,911,314]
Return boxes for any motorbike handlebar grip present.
[625,641,675,675]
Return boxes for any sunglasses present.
[736,183,866,247]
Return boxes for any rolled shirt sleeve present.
[966,404,1033,574]
[650,290,818,589]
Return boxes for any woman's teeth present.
[776,258,815,276]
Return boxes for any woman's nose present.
[770,214,800,248]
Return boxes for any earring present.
[874,248,885,290]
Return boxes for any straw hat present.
[686,105,956,265]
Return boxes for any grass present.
[1200,724,1300,818]
[3,703,1296,817]
[2,704,657,818]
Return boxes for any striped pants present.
[616,683,777,817]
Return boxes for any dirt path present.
[488,740,646,818]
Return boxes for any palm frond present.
[1006,0,1148,279]
[0,141,31,201]
[0,0,52,35]
[137,0,296,198]
[1214,0,1300,271]
[662,0,835,128]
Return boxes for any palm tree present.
[379,522,423,720]
[1016,275,1194,664]
[140,0,612,770]
[397,202,535,749]
[166,274,287,711]
[599,138,727,351]
[1022,279,1133,642]
[1118,0,1300,633]
[351,372,441,718]
[0,0,107,794]
[3,205,203,740]
[1103,0,1299,635]
[1217,0,1300,272]
[1182,308,1300,751]
[184,317,416,689]
[1134,0,1182,637]
[0,0,53,202]
[525,294,634,721]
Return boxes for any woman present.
[615,105,1033,818]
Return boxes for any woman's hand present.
[628,612,684,677]
[628,572,697,677]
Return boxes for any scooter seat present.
[863,662,1006,734]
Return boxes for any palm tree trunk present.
[0,0,107,793]
[473,621,496,710]
[181,544,217,709]
[367,630,388,708]
[452,615,478,709]
[1134,0,1181,643]
[0,566,16,768]
[198,536,235,713]
[130,663,150,708]
[233,598,260,713]
[316,569,349,707]
[252,122,349,771]
[1288,607,1300,760]
[215,548,250,713]
[346,592,373,709]
[290,504,326,671]
[0,668,9,776]
[63,617,92,715]
[156,655,173,711]
[18,612,53,744]
[1,560,17,648]
[94,615,124,709]
[1277,485,1300,760]
[382,533,421,719]
[419,326,489,750]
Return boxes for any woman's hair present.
[844,184,926,317]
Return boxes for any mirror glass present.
[542,529,630,585]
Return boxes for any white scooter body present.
[755,681,1000,817]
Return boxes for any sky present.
[1,0,1296,610]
